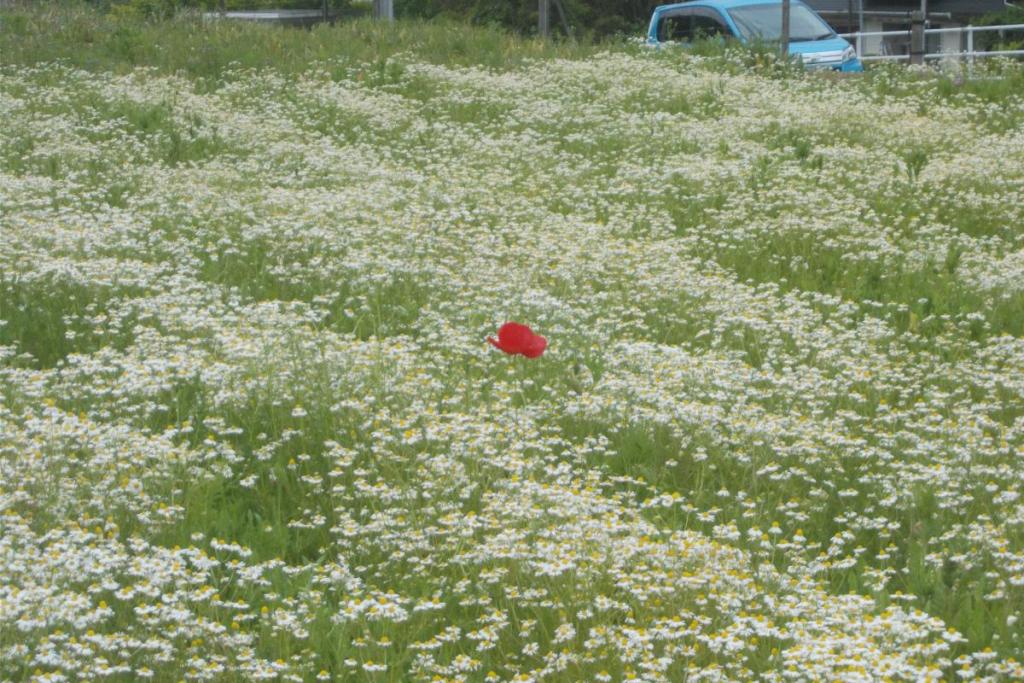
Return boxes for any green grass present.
[4,3,1024,680]
[0,275,142,368]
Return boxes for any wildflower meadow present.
[2,6,1024,682]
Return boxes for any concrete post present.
[539,0,550,38]
[780,0,790,58]
[374,0,394,21]
[966,25,974,72]
[909,10,925,65]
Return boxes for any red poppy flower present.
[487,322,547,358]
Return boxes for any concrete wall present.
[932,24,964,55]
[862,17,886,56]
[856,16,966,58]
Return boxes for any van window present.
[693,15,729,39]
[658,10,730,43]
[727,4,834,42]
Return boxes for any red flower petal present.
[496,322,536,355]
[522,334,547,358]
[488,322,546,358]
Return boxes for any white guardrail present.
[838,23,1024,63]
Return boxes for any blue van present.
[648,0,864,72]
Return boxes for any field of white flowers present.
[2,11,1024,681]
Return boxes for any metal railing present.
[838,23,1024,63]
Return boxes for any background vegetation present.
[14,0,661,36]
[978,5,1024,52]
[0,1,613,77]
[14,0,1024,40]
